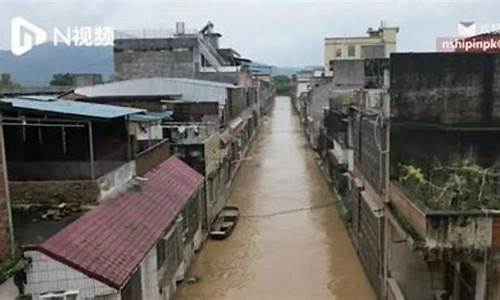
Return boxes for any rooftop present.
[0,96,144,119]
[37,156,203,289]
[73,77,239,104]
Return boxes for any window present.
[348,45,356,57]
[329,60,334,71]
[335,48,342,58]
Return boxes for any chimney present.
[0,121,13,262]
[176,22,185,35]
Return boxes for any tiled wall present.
[25,251,118,299]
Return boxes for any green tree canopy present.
[50,73,73,86]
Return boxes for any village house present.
[0,96,146,206]
[316,49,500,299]
[62,76,270,231]
[22,156,204,300]
[385,52,500,300]
[324,21,398,77]
[114,21,254,86]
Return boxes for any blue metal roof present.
[0,96,144,119]
[129,111,173,122]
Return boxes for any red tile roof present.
[37,156,203,289]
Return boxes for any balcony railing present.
[390,181,500,255]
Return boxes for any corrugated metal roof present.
[38,156,203,289]
[74,77,239,104]
[0,96,144,119]
[129,111,173,122]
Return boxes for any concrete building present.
[65,77,270,233]
[317,51,500,299]
[385,52,500,300]
[114,22,254,86]
[23,156,204,300]
[70,73,103,87]
[0,96,146,207]
[324,22,398,77]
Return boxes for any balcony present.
[390,181,500,257]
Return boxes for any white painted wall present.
[0,277,19,300]
[24,251,118,300]
[140,246,160,300]
[97,161,136,201]
[130,122,163,141]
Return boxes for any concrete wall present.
[9,180,100,205]
[332,59,388,88]
[332,60,365,86]
[8,161,135,205]
[135,141,170,176]
[97,161,136,201]
[0,277,18,299]
[7,161,126,181]
[114,38,199,80]
[227,88,250,121]
[308,80,342,149]
[196,70,252,86]
[391,53,500,125]
[388,223,435,300]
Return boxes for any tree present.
[50,73,73,86]
[0,73,20,90]
[273,75,293,96]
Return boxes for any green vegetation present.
[399,160,500,210]
[0,254,22,284]
[273,75,294,97]
[0,73,21,90]
[50,73,73,86]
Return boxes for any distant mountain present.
[270,66,303,77]
[0,43,113,86]
[0,43,310,86]
[248,62,302,77]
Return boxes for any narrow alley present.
[177,97,376,300]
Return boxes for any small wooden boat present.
[209,206,239,240]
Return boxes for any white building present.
[23,156,204,300]
[324,22,398,77]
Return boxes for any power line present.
[240,202,335,218]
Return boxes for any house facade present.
[23,156,204,300]
[324,22,398,77]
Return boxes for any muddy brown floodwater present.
[177,97,376,300]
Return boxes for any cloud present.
[1,0,500,66]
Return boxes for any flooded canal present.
[177,97,376,300]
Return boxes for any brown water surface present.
[177,97,376,300]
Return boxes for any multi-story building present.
[321,51,500,299]
[324,22,398,77]
[114,22,254,86]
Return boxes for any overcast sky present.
[1,0,500,66]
